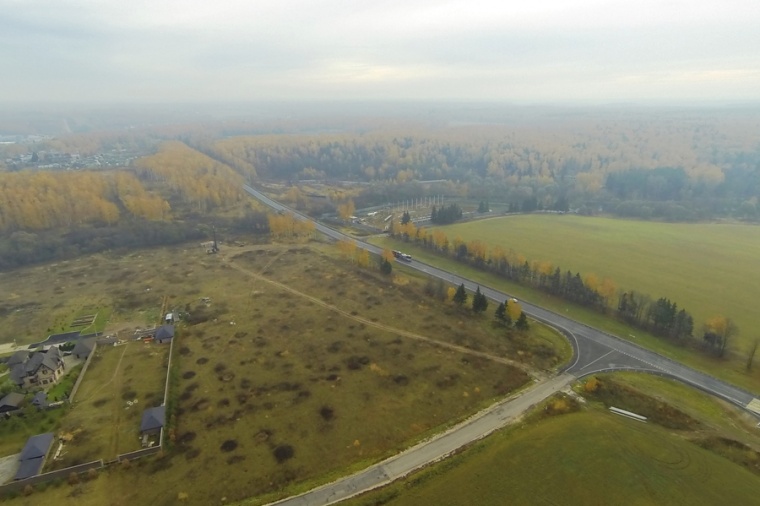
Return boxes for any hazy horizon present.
[2,0,759,105]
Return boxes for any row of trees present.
[389,220,736,356]
[267,213,316,239]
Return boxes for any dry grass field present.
[46,341,170,470]
[0,237,569,505]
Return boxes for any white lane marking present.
[580,350,614,371]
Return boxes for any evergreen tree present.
[516,312,529,330]
[472,286,488,313]
[495,301,506,322]
[379,258,392,275]
[453,283,467,306]
[401,211,411,225]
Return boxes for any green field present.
[342,409,760,506]
[436,215,760,353]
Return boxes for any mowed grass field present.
[439,215,760,352]
[0,239,568,506]
[47,341,169,470]
[343,409,760,506]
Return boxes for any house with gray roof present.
[140,406,165,436]
[7,350,30,367]
[14,432,54,480]
[9,347,65,389]
[154,325,174,344]
[0,392,25,414]
[71,338,95,359]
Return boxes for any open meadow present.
[437,214,760,352]
[0,237,571,505]
[342,372,760,506]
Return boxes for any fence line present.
[118,446,161,461]
[0,460,103,495]
[67,342,98,403]
[1,326,177,496]
[160,330,176,448]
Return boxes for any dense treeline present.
[0,171,168,232]
[0,221,203,270]
[208,112,760,221]
[134,141,245,212]
[0,141,261,270]
[0,209,271,271]
[388,220,739,356]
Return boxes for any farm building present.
[14,432,54,480]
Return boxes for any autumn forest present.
[1,106,760,273]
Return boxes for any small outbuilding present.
[71,338,95,360]
[0,392,25,414]
[14,432,55,480]
[32,391,48,409]
[140,406,166,436]
[154,325,175,344]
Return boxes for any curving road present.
[244,184,760,505]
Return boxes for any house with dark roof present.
[7,350,30,367]
[140,405,165,436]
[9,346,65,389]
[154,325,174,344]
[71,338,95,360]
[14,432,54,480]
[0,392,25,414]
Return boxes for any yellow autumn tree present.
[337,200,355,220]
[356,249,370,268]
[508,300,523,321]
[337,239,357,260]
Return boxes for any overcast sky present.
[1,0,759,104]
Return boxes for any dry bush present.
[584,377,600,393]
[68,471,80,485]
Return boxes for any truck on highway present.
[392,250,413,262]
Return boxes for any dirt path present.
[79,342,128,403]
[223,254,540,378]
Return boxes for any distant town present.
[1,136,143,171]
